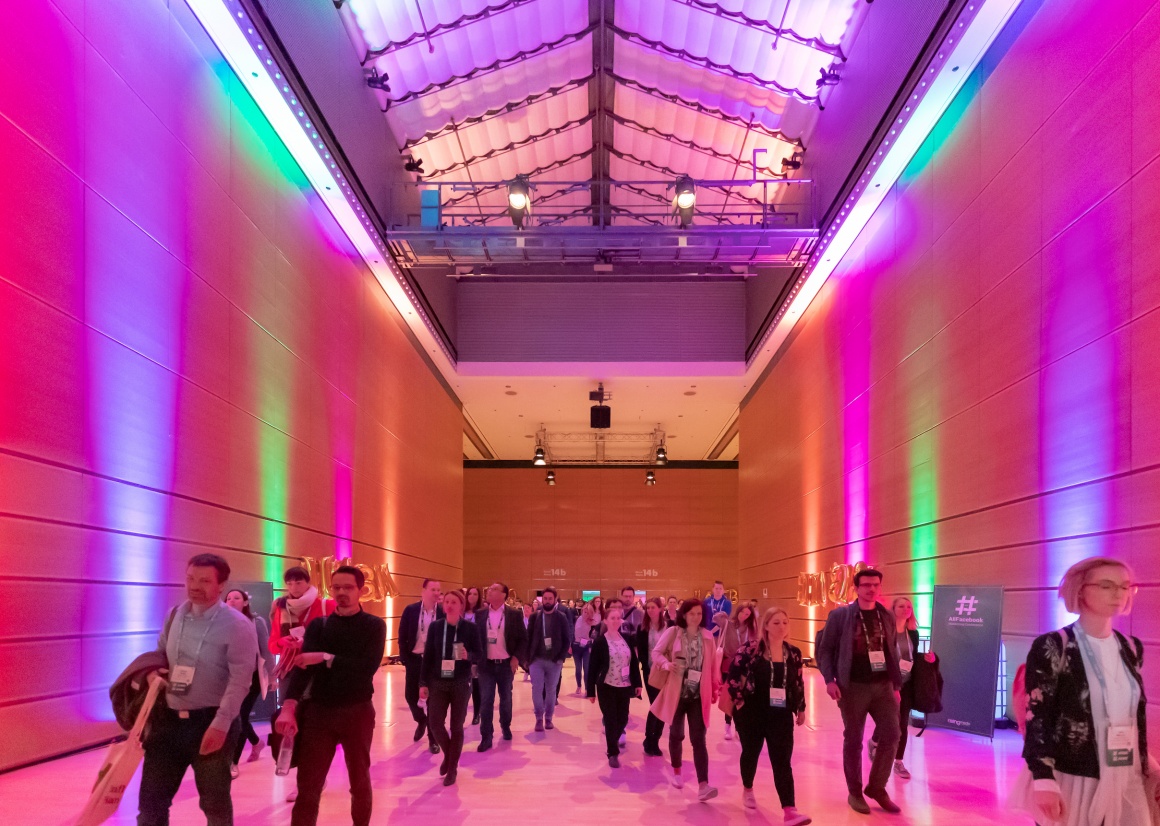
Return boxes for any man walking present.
[398,578,443,753]
[474,582,527,752]
[276,566,386,826]
[817,568,904,815]
[525,587,571,732]
[138,554,258,826]
[619,585,644,637]
[701,581,732,638]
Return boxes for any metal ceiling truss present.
[539,427,665,466]
[610,25,822,104]
[606,149,768,209]
[422,114,595,178]
[439,150,596,208]
[590,0,616,226]
[454,183,594,227]
[400,75,594,150]
[360,0,542,63]
[608,113,791,176]
[674,0,847,60]
[373,24,597,111]
[612,181,743,227]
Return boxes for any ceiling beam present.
[590,0,615,227]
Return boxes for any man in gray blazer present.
[817,568,903,816]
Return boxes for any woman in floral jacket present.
[1017,556,1158,826]
[724,607,811,825]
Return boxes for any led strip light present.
[184,0,456,373]
[748,0,1023,371]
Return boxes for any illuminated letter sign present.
[298,556,399,603]
[796,562,875,608]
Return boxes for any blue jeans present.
[477,659,515,741]
[530,659,564,721]
[572,644,592,688]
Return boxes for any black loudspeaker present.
[590,405,611,429]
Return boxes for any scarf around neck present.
[286,586,319,622]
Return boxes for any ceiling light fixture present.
[672,176,696,228]
[546,470,556,486]
[749,0,1024,373]
[507,175,532,229]
[645,471,657,486]
[656,444,668,465]
[532,445,546,466]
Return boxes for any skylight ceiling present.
[339,0,869,259]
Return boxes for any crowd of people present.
[121,552,1154,826]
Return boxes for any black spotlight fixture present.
[532,445,547,466]
[645,470,657,486]
[816,67,841,88]
[546,470,556,486]
[655,444,668,465]
[589,382,611,429]
[403,155,425,174]
[507,175,532,229]
[781,152,803,171]
[672,176,696,228]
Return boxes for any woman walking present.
[665,596,680,626]
[869,596,934,779]
[573,601,601,696]
[724,607,811,824]
[719,601,759,741]
[224,588,275,777]
[1013,556,1158,825]
[587,605,642,767]
[636,597,669,756]
[420,589,481,786]
[651,598,720,802]
[464,586,483,725]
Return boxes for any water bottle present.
[275,733,294,776]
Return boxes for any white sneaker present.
[742,787,757,809]
[783,807,812,826]
[698,782,718,802]
[894,760,911,779]
[669,769,684,789]
[286,789,298,803]
[724,722,733,741]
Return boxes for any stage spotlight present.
[645,470,657,486]
[546,470,556,486]
[507,176,532,229]
[673,176,696,228]
[781,152,803,171]
[656,444,668,465]
[532,445,546,466]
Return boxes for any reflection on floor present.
[0,666,1028,825]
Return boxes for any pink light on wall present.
[841,305,871,565]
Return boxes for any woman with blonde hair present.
[1013,556,1159,825]
[723,607,810,824]
[718,600,760,741]
[420,589,481,786]
[869,596,935,779]
[573,600,601,696]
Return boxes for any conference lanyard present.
[708,596,726,615]
[488,610,504,645]
[1075,625,1137,767]
[169,607,219,695]
[859,610,887,672]
[542,609,553,649]
[419,608,435,636]
[770,641,788,707]
[441,621,461,678]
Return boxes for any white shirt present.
[413,606,437,654]
[486,607,510,660]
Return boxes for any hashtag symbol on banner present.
[955,595,978,616]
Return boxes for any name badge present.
[770,687,787,708]
[621,666,631,679]
[441,659,455,678]
[544,638,553,650]
[899,659,913,675]
[453,643,466,661]
[488,634,498,645]
[1107,725,1136,767]
[868,650,887,672]
[168,665,196,696]
[686,669,701,683]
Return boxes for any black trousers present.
[597,683,633,757]
[736,707,796,807]
[427,679,471,771]
[871,678,915,759]
[643,683,665,748]
[840,681,900,797]
[138,706,240,826]
[291,701,375,826]
[403,654,432,742]
[231,672,261,764]
[477,658,515,742]
[669,692,709,783]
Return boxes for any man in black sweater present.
[276,566,386,826]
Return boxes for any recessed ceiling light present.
[505,391,517,396]
[684,391,697,396]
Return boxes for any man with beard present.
[524,587,572,732]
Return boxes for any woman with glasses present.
[1013,556,1158,825]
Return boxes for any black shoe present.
[502,729,512,741]
[443,770,457,786]
[864,788,901,814]
[429,741,440,755]
[534,719,545,733]
[608,754,620,768]
[477,740,493,753]
[413,721,427,742]
[644,744,663,757]
[439,754,450,776]
[544,719,554,730]
[848,794,871,815]
[471,713,481,726]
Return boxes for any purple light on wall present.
[842,305,871,565]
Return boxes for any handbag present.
[648,631,674,691]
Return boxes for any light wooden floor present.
[1,665,1029,824]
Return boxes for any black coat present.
[586,633,642,698]
[525,608,572,664]
[634,625,664,684]
[909,648,944,714]
[397,601,444,665]
[474,605,528,667]
[420,618,481,686]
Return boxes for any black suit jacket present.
[474,605,528,666]
[525,608,571,664]
[586,633,642,698]
[419,618,482,687]
[398,601,444,665]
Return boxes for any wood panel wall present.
[739,0,1160,729]
[464,467,738,604]
[0,0,463,770]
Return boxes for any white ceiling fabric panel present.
[427,128,593,183]
[385,36,593,143]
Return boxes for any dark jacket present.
[284,610,386,708]
[525,607,572,664]
[1023,624,1147,781]
[586,633,642,698]
[109,650,169,731]
[474,605,528,666]
[725,640,806,716]
[910,652,944,714]
[420,618,481,686]
[398,601,444,665]
[816,602,902,691]
[634,624,665,684]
